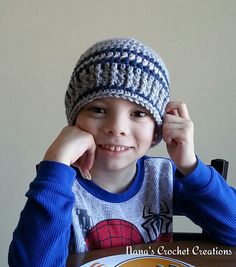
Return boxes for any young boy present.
[9,38,236,266]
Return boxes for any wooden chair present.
[173,159,229,241]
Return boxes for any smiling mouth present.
[98,144,133,152]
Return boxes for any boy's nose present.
[103,117,128,136]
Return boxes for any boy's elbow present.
[215,231,236,247]
[223,237,236,247]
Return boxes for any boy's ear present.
[151,126,159,145]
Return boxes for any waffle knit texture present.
[8,158,236,266]
[65,38,170,143]
[70,157,173,253]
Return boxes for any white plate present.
[81,254,195,267]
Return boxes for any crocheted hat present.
[65,38,170,143]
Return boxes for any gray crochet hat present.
[65,38,170,143]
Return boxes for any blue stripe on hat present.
[74,47,169,87]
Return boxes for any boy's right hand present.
[43,126,96,178]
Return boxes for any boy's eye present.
[89,106,106,114]
[131,110,147,118]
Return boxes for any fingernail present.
[84,171,92,180]
[78,167,92,180]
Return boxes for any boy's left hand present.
[163,101,197,176]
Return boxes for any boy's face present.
[75,97,156,172]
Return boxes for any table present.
[66,240,236,267]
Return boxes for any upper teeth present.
[101,144,129,151]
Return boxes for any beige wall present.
[1,0,235,266]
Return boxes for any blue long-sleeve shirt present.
[8,156,236,267]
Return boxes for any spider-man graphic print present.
[71,157,173,253]
[84,200,172,250]
[85,219,144,250]
[141,201,172,243]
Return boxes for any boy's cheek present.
[75,115,90,130]
[76,122,98,141]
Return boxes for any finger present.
[162,132,177,145]
[163,128,185,140]
[75,160,92,180]
[164,113,186,125]
[77,145,96,180]
[163,118,193,137]
[166,108,179,117]
[84,146,96,172]
[166,101,190,120]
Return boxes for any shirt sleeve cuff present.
[35,160,76,188]
[175,157,212,193]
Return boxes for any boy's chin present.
[95,158,137,172]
